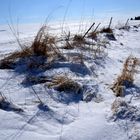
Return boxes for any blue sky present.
[0,0,140,24]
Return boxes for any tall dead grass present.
[31,25,64,60]
[0,25,65,69]
[111,56,140,97]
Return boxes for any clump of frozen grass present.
[99,17,116,41]
[0,47,33,69]
[100,27,113,34]
[88,32,98,40]
[72,34,85,46]
[82,84,103,103]
[111,56,140,97]
[0,25,65,70]
[111,97,140,121]
[100,27,116,41]
[31,25,64,59]
[100,18,113,33]
[111,97,127,113]
[47,75,82,94]
[87,23,101,40]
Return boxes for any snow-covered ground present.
[0,19,140,140]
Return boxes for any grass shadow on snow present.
[51,62,91,76]
[0,97,23,112]
[124,85,140,97]
[45,85,83,104]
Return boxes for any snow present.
[0,19,140,140]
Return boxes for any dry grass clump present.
[31,25,64,59]
[63,31,74,50]
[87,23,101,40]
[0,47,33,69]
[111,56,140,97]
[111,97,140,121]
[72,34,85,46]
[0,25,65,69]
[5,47,32,61]
[100,17,113,34]
[63,25,97,49]
[111,97,127,113]
[99,18,116,41]
[31,26,47,56]
[100,28,113,33]
[63,42,74,50]
[87,32,98,40]
[100,27,116,41]
[47,75,82,93]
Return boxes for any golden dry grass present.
[31,25,62,58]
[0,25,66,69]
[111,56,140,97]
[47,75,82,93]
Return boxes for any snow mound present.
[111,98,140,121]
